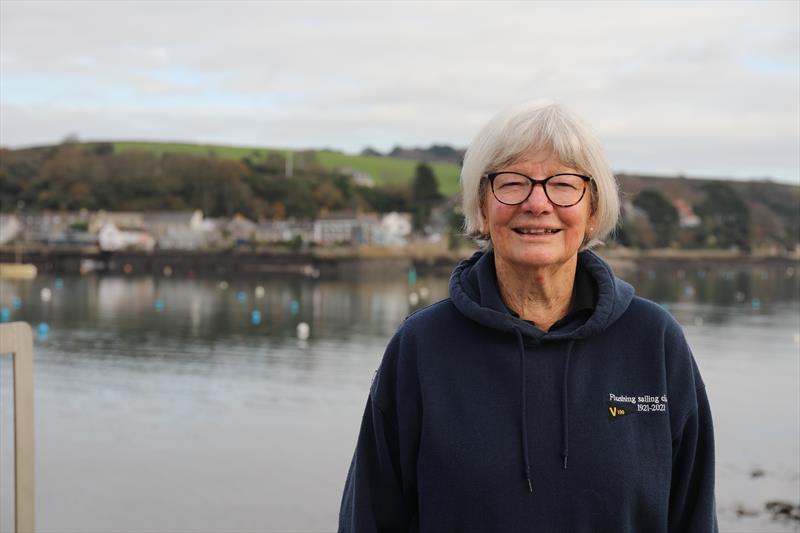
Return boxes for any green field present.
[316,151,460,195]
[113,142,461,196]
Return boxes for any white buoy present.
[163,265,173,277]
[409,292,419,306]
[419,287,430,299]
[255,286,265,298]
[218,281,229,290]
[41,287,52,302]
[297,322,310,340]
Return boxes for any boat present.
[0,263,37,280]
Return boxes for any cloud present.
[1,0,798,181]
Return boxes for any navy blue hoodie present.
[339,250,717,533]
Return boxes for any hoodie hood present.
[449,249,634,340]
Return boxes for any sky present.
[1,1,799,182]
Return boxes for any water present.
[0,263,798,532]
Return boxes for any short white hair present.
[460,99,619,249]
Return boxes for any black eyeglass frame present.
[485,172,593,207]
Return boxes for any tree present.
[313,181,345,212]
[411,163,442,231]
[38,144,85,209]
[696,184,750,251]
[447,211,468,250]
[91,142,114,156]
[633,189,678,248]
[355,185,409,213]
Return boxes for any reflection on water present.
[0,262,798,532]
[621,263,799,308]
[5,263,799,337]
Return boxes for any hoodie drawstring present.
[562,340,575,470]
[515,328,577,493]
[513,326,534,493]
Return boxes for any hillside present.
[1,140,798,252]
[111,141,461,196]
[615,173,799,252]
[109,143,800,250]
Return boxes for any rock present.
[765,500,800,522]
[735,504,758,517]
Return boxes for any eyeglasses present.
[485,172,592,207]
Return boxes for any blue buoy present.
[237,291,248,303]
[154,299,165,312]
[250,309,262,325]
[290,300,300,315]
[54,278,64,289]
[11,296,22,310]
[0,307,10,322]
[37,322,49,338]
[408,267,417,286]
[751,298,761,310]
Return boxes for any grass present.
[112,142,461,196]
[113,141,284,162]
[316,150,460,195]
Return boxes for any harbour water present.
[1,262,798,532]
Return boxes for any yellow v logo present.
[607,402,629,421]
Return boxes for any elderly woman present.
[339,100,717,532]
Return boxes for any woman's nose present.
[522,183,552,214]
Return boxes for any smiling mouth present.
[513,228,561,235]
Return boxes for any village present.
[0,209,419,252]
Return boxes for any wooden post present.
[0,322,35,533]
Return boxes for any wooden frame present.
[0,322,35,533]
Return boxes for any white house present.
[91,210,219,250]
[377,212,412,245]
[227,214,258,244]
[673,199,702,228]
[313,212,380,245]
[154,210,220,249]
[254,220,315,244]
[0,214,21,244]
[98,222,155,251]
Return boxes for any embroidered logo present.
[607,393,667,420]
[607,403,630,419]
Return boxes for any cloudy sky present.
[1,1,798,182]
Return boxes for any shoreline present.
[1,245,798,279]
